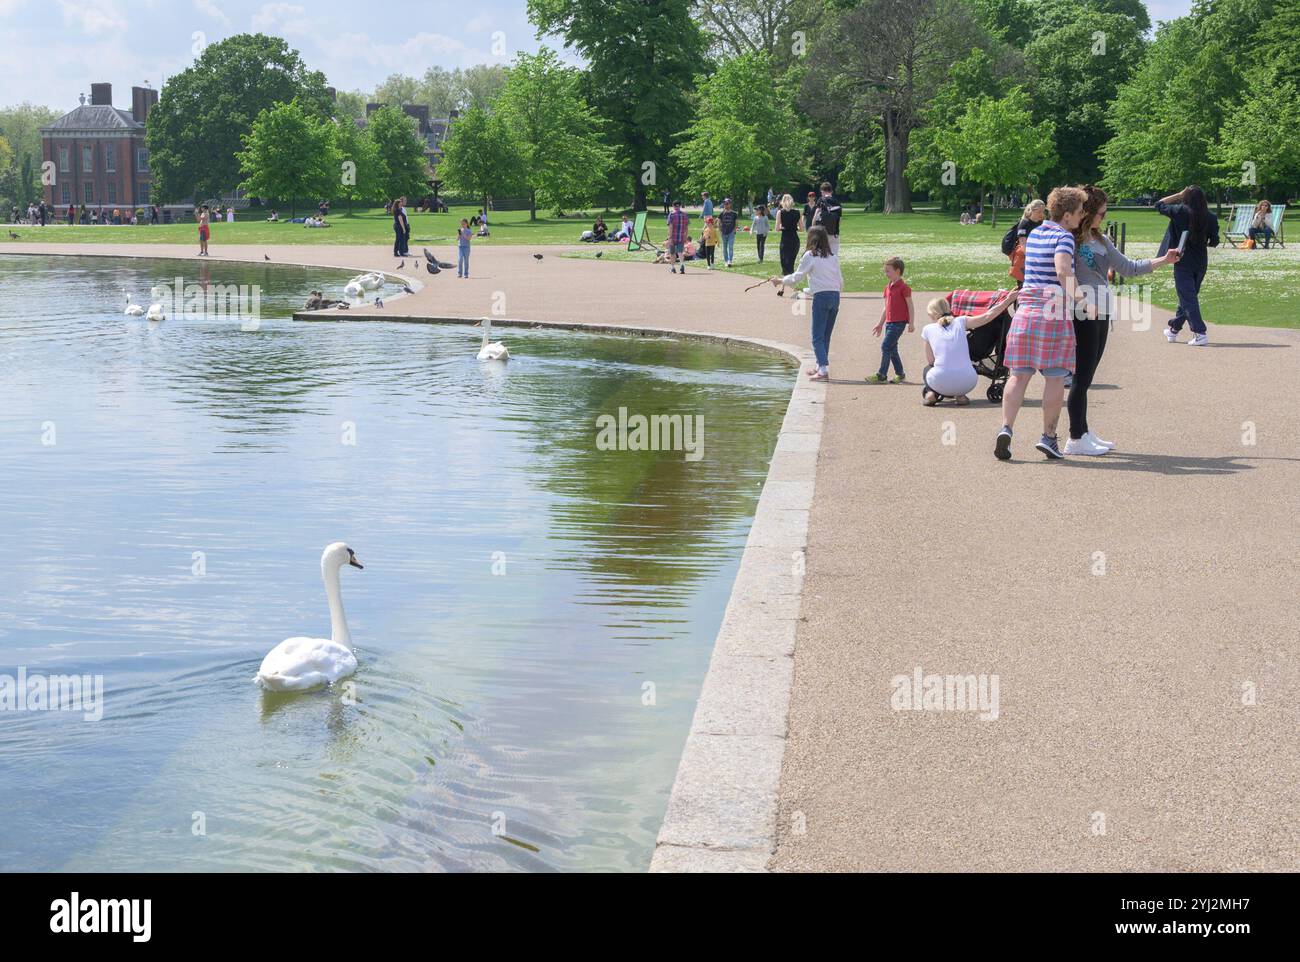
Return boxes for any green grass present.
[8,204,1296,328]
[566,208,1300,330]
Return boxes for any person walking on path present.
[196,205,211,256]
[921,293,1017,406]
[802,191,817,230]
[456,218,472,277]
[717,198,738,266]
[777,194,802,277]
[666,200,690,275]
[1002,199,1046,289]
[701,192,713,220]
[1156,185,1218,346]
[769,225,843,382]
[751,204,770,263]
[1066,185,1182,456]
[700,216,718,269]
[995,186,1089,461]
[867,257,913,383]
[812,182,843,255]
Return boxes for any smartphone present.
[1176,230,1189,254]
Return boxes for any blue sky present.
[2,0,1196,111]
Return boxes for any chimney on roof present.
[90,82,113,106]
[131,85,158,123]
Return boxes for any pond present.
[0,254,792,872]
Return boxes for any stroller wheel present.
[987,382,1004,403]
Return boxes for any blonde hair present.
[780,193,795,211]
[1023,198,1046,221]
[928,297,954,328]
[1046,187,1086,223]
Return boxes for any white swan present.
[360,272,384,291]
[344,280,364,299]
[476,317,510,361]
[149,285,166,301]
[254,542,364,692]
[145,303,165,322]
[124,294,144,316]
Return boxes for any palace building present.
[41,82,157,212]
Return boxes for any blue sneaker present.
[995,426,1013,461]
[1036,434,1065,459]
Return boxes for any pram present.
[948,289,1015,402]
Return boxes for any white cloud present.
[251,3,309,34]
[193,0,231,28]
[57,0,126,33]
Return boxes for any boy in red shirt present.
[867,257,913,383]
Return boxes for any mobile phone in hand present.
[1177,230,1189,254]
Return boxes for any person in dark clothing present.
[717,198,739,266]
[802,191,817,230]
[812,182,842,254]
[1155,185,1219,345]
[777,193,802,277]
[392,198,410,257]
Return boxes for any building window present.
[60,183,71,205]
[139,184,150,206]
[82,146,93,173]
[105,149,116,173]
[83,182,94,203]
[59,147,70,173]
[106,182,117,204]
[136,148,149,172]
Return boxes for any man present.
[701,191,713,220]
[717,197,738,267]
[666,200,690,275]
[812,181,843,254]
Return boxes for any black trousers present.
[779,232,799,274]
[755,234,767,262]
[1068,314,1110,440]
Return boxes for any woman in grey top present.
[1066,186,1181,456]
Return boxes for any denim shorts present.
[668,243,685,255]
[1012,366,1070,378]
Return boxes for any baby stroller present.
[949,289,1015,402]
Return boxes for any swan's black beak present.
[347,550,364,569]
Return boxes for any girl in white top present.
[769,226,843,380]
[921,294,1016,406]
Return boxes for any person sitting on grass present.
[593,216,608,242]
[867,257,913,384]
[920,294,1017,407]
[267,210,279,222]
[617,215,634,242]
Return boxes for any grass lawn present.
[8,204,1295,328]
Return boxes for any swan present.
[254,542,364,692]
[344,280,364,298]
[145,303,165,322]
[124,294,144,316]
[149,285,166,301]
[476,317,510,362]
[360,273,384,291]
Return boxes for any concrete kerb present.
[294,310,824,874]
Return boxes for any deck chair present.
[626,210,659,253]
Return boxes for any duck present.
[124,294,145,316]
[145,303,165,322]
[254,543,364,692]
[476,316,510,362]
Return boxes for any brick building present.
[41,82,158,215]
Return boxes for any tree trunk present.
[882,110,912,214]
[990,188,997,228]
[530,189,537,222]
[290,196,296,219]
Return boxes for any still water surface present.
[0,254,791,871]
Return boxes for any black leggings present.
[779,231,799,274]
[1068,315,1109,440]
[755,234,767,262]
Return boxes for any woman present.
[995,187,1089,461]
[392,198,409,258]
[921,293,1016,406]
[777,194,802,276]
[1156,185,1218,346]
[1002,199,1046,289]
[593,216,608,242]
[1249,200,1274,250]
[1066,186,1181,456]
[751,204,770,263]
[768,225,842,382]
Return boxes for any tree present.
[671,51,811,204]
[1213,76,1300,198]
[802,0,985,213]
[0,104,60,203]
[237,100,340,217]
[332,90,369,124]
[437,107,527,211]
[692,0,803,60]
[528,0,706,211]
[366,105,429,200]
[373,73,422,106]
[333,118,389,214]
[496,49,614,218]
[938,88,1057,225]
[460,65,510,111]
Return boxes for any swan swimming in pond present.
[254,543,364,692]
[476,317,509,361]
[344,280,364,299]
[145,303,165,322]
[124,294,144,316]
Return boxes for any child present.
[700,216,717,269]
[457,218,472,278]
[751,204,770,263]
[768,226,842,382]
[920,294,1016,407]
[866,257,912,383]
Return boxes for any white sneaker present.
[1085,431,1115,450]
[1065,435,1109,456]
[1189,333,1209,346]
[1165,326,1179,343]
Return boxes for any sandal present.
[955,395,971,406]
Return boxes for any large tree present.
[528,0,705,211]
[496,49,614,218]
[437,107,527,211]
[333,118,389,213]
[802,0,984,213]
[237,100,340,217]
[366,105,430,200]
[0,104,60,203]
[146,33,331,202]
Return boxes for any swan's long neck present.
[323,562,351,646]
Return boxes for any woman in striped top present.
[995,187,1090,461]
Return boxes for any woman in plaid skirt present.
[995,187,1090,461]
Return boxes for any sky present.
[1,0,1198,111]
